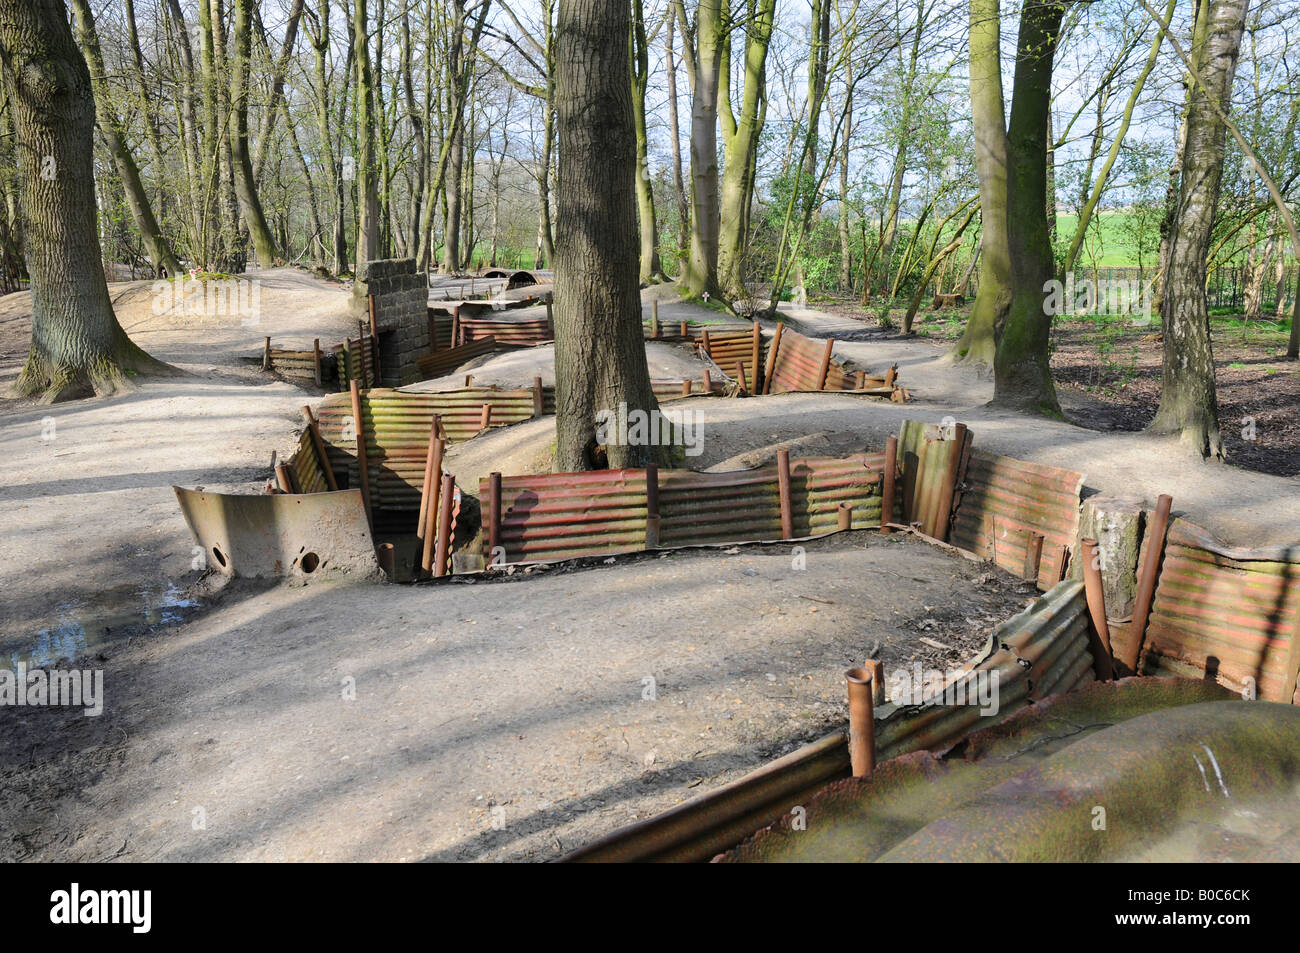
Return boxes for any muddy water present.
[4,582,199,668]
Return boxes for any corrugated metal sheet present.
[458,314,552,347]
[565,579,1093,862]
[266,347,330,385]
[287,428,331,494]
[481,453,889,565]
[416,336,497,379]
[767,327,831,392]
[335,333,378,390]
[949,450,1084,590]
[1142,519,1300,703]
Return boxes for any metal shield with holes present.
[174,487,380,580]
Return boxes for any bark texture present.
[0,0,169,400]
[553,0,665,471]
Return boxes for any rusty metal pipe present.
[488,471,502,562]
[274,463,296,494]
[376,542,395,579]
[816,339,834,390]
[433,472,455,577]
[1080,538,1115,680]
[863,660,885,705]
[837,502,853,531]
[681,380,691,397]
[881,435,898,533]
[776,449,794,540]
[348,380,373,527]
[420,438,446,576]
[701,369,711,394]
[845,667,876,778]
[735,360,747,395]
[930,423,967,541]
[1124,493,1173,674]
[480,403,492,432]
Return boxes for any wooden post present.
[777,449,794,540]
[1080,538,1115,680]
[349,380,372,527]
[420,438,446,575]
[416,415,442,539]
[300,406,339,490]
[763,323,784,394]
[532,376,545,417]
[751,321,761,393]
[433,472,455,577]
[262,336,271,371]
[881,436,898,532]
[313,339,322,386]
[274,463,296,494]
[645,464,660,548]
[1123,494,1173,674]
[816,338,834,390]
[488,471,502,562]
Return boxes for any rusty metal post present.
[420,438,446,575]
[465,373,474,387]
[881,436,899,532]
[679,321,688,338]
[300,406,339,490]
[262,336,271,371]
[700,327,711,359]
[816,339,834,390]
[1124,493,1173,674]
[488,472,502,562]
[645,464,660,549]
[416,415,441,539]
[432,472,455,577]
[701,369,711,394]
[681,380,692,397]
[885,365,897,388]
[376,543,395,579]
[751,321,761,393]
[776,449,794,540]
[763,323,784,394]
[533,376,545,417]
[451,305,461,347]
[863,659,885,705]
[930,423,967,542]
[846,668,876,778]
[480,403,492,432]
[1080,538,1115,680]
[837,502,853,531]
[313,339,322,386]
[348,380,372,527]
[855,370,866,390]
[1023,531,1044,582]
[735,361,748,395]
[651,298,660,338]
[274,463,296,494]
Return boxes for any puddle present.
[5,583,200,668]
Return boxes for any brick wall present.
[353,258,429,386]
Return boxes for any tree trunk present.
[0,0,169,400]
[631,0,666,283]
[665,6,689,263]
[1150,0,1248,456]
[990,0,1068,416]
[231,0,279,266]
[955,0,1011,365]
[354,0,380,266]
[69,0,181,278]
[683,0,723,297]
[553,0,665,471]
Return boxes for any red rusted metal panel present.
[949,450,1084,591]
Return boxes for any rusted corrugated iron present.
[565,579,1093,862]
[481,453,888,565]
[457,314,552,347]
[416,336,497,379]
[765,324,902,398]
[1141,518,1300,703]
[288,428,331,494]
[949,450,1083,590]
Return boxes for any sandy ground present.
[1,269,1297,862]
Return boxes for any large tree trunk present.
[231,0,279,266]
[69,0,181,278]
[0,0,169,400]
[717,0,777,301]
[1150,0,1248,457]
[553,0,665,471]
[682,0,723,297]
[955,0,1011,366]
[990,0,1068,415]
